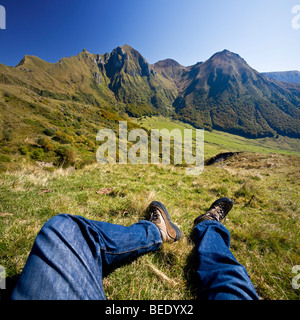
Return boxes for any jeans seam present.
[104,240,162,255]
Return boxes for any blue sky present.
[0,0,299,72]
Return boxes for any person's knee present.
[40,213,74,236]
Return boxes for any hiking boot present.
[147,201,181,242]
[194,197,233,225]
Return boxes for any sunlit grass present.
[0,151,299,300]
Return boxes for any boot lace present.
[149,208,160,222]
[207,206,226,222]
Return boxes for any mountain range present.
[1,44,300,141]
[262,70,300,84]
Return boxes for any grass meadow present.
[0,149,299,300]
[0,116,299,300]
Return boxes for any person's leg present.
[11,214,162,300]
[194,198,259,300]
[194,221,259,300]
[11,201,181,300]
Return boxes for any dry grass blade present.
[0,212,13,217]
[96,188,113,195]
[37,189,52,194]
[147,262,178,287]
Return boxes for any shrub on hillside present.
[55,146,76,167]
[43,127,57,136]
[53,130,74,144]
[31,148,44,160]
[37,136,54,151]
[18,146,29,155]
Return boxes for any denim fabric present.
[11,215,259,300]
[194,220,259,300]
[11,214,162,300]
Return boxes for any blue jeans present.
[194,221,259,300]
[11,214,259,300]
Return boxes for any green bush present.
[43,127,56,136]
[55,146,76,167]
[18,146,29,155]
[75,130,82,136]
[54,130,74,144]
[3,129,13,142]
[37,136,54,151]
[31,148,44,160]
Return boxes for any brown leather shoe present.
[194,197,233,225]
[147,201,181,242]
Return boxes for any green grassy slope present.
[134,116,300,158]
[0,79,141,171]
[0,94,299,300]
[0,152,299,300]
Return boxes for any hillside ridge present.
[1,45,300,143]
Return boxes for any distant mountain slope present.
[172,50,300,138]
[1,49,117,107]
[262,71,300,84]
[102,45,177,114]
[0,45,300,139]
[152,58,190,88]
